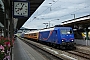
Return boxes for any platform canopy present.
[0,0,44,30]
[16,0,44,29]
[62,15,90,29]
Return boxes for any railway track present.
[66,50,90,60]
[19,37,90,60]
[22,39,62,60]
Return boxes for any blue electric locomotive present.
[38,27,75,49]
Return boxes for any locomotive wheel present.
[47,42,50,46]
[56,45,60,49]
[60,46,66,50]
[52,43,56,48]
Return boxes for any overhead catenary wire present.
[41,5,90,21]
[29,1,90,22]
[29,0,59,22]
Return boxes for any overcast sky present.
[22,0,90,29]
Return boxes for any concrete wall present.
[75,39,90,46]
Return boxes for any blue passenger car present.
[38,27,75,49]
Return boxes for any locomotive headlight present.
[71,40,74,41]
[62,40,64,41]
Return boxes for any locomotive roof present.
[24,27,72,34]
[28,30,40,33]
[39,28,54,32]
[39,27,72,32]
[55,27,72,29]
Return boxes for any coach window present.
[34,33,36,36]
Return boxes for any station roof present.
[0,0,44,30]
[62,15,90,29]
[17,0,44,29]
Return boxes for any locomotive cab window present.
[60,29,73,34]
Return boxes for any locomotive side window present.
[70,29,73,34]
[54,30,57,34]
[52,30,57,35]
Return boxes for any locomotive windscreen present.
[60,29,73,34]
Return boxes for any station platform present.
[12,37,90,60]
[12,38,46,60]
[76,44,90,52]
